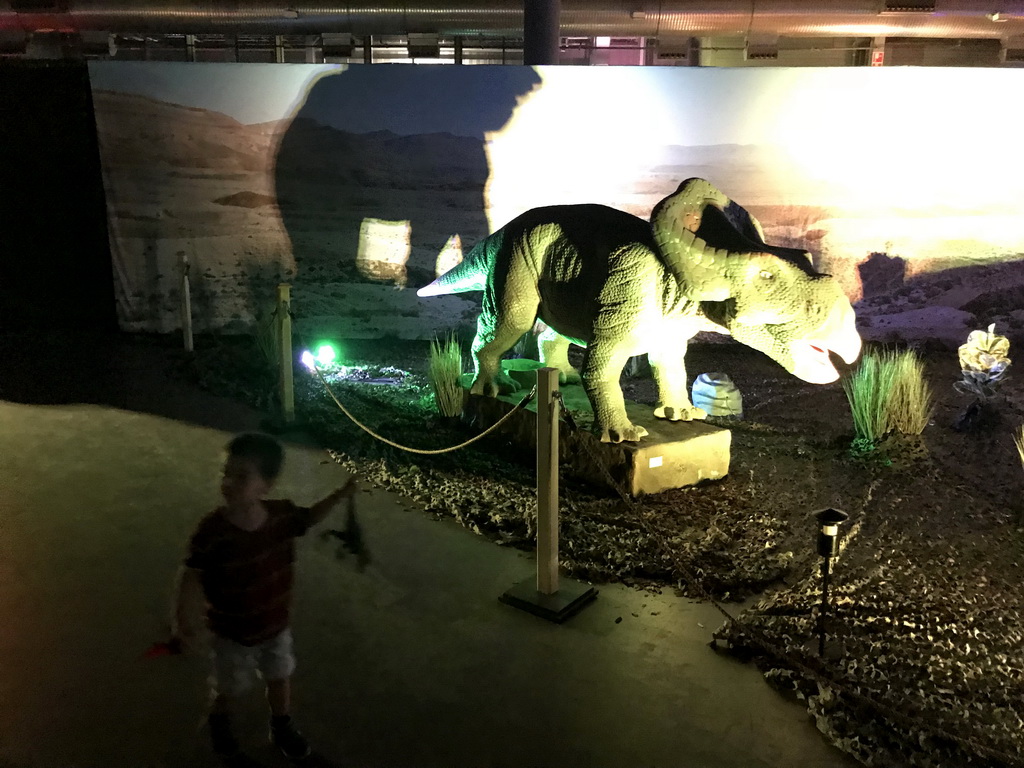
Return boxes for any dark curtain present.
[0,60,116,333]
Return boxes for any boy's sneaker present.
[208,713,240,758]
[270,715,311,760]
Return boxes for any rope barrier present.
[283,308,1021,764]
[290,308,537,454]
[311,362,536,455]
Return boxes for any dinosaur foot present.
[654,404,707,421]
[558,368,582,386]
[469,373,519,397]
[599,422,649,443]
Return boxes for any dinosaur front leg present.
[648,338,707,421]
[582,341,648,443]
[536,324,581,384]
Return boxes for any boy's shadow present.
[223,748,344,767]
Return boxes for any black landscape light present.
[813,507,849,657]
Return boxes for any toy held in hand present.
[321,494,370,571]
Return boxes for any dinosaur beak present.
[821,300,862,366]
[790,301,862,384]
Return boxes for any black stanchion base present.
[499,577,598,624]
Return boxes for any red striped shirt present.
[185,500,313,646]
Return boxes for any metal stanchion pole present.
[500,367,597,622]
[819,555,831,657]
[537,367,559,595]
[180,253,193,353]
[277,283,295,424]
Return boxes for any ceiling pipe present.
[1,1,1023,40]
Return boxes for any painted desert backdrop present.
[89,63,1024,349]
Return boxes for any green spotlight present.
[314,343,338,367]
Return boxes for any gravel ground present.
[175,331,1024,768]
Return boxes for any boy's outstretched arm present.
[308,476,358,527]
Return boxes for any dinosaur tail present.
[416,236,492,297]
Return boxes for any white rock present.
[691,372,743,417]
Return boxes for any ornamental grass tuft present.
[252,307,279,370]
[888,349,934,436]
[428,333,464,418]
[843,350,896,443]
[843,348,933,443]
[1014,424,1024,470]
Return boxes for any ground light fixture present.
[302,343,338,370]
[814,507,849,657]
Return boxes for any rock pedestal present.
[463,383,731,496]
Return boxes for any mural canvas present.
[88,62,1024,346]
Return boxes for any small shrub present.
[843,350,896,443]
[252,307,279,370]
[888,350,934,435]
[428,333,463,418]
[1014,425,1024,526]
[843,348,933,444]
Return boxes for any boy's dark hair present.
[225,432,284,482]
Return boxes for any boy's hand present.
[337,476,358,499]
[310,476,359,526]
[170,619,199,652]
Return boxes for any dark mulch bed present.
[172,331,1024,768]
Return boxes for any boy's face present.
[220,456,271,509]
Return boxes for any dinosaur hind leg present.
[537,324,581,384]
[471,280,540,397]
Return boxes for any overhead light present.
[988,12,1009,22]
[745,35,779,60]
[282,9,299,19]
[880,0,935,13]
[407,32,439,58]
[323,32,353,56]
[1003,35,1024,61]
[631,11,647,19]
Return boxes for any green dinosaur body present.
[418,179,861,442]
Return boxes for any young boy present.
[171,432,357,761]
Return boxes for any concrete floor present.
[0,334,856,768]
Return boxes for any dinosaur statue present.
[417,178,861,443]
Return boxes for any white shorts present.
[208,628,296,698]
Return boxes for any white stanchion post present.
[180,253,193,353]
[499,366,597,622]
[277,283,295,423]
[537,367,559,595]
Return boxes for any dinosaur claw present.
[470,379,499,397]
[469,375,518,398]
[599,423,649,443]
[654,405,707,421]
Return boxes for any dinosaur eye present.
[759,270,774,280]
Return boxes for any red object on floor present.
[142,638,183,659]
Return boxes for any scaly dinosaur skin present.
[418,178,861,443]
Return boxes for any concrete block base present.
[463,381,731,496]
